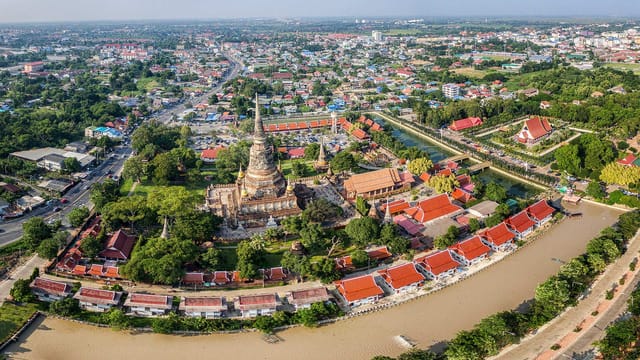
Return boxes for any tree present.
[554,144,581,175]
[291,160,306,177]
[595,317,640,360]
[90,179,121,211]
[434,225,460,250]
[281,252,311,278]
[236,237,266,280]
[485,182,507,202]
[37,238,59,259]
[299,222,328,252]
[330,151,357,172]
[199,247,221,271]
[253,315,277,333]
[344,217,380,247]
[22,217,52,250]
[304,143,320,160]
[151,152,178,185]
[428,175,459,194]
[101,195,152,231]
[380,223,410,254]
[62,157,81,173]
[10,279,35,302]
[49,298,80,316]
[172,210,222,244]
[80,235,103,259]
[122,156,145,182]
[600,162,640,186]
[585,181,606,199]
[407,157,434,175]
[102,308,130,330]
[534,276,571,320]
[303,198,341,222]
[67,206,90,228]
[310,257,340,283]
[148,187,198,238]
[355,197,371,217]
[468,218,481,233]
[350,249,369,268]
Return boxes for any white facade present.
[442,83,461,99]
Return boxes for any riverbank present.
[4,201,623,360]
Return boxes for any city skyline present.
[0,0,638,23]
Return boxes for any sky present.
[0,0,638,23]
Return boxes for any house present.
[200,145,225,163]
[335,274,385,307]
[88,264,105,277]
[540,101,552,110]
[73,287,123,312]
[344,168,414,200]
[286,287,332,310]
[505,210,536,238]
[378,262,425,294]
[99,229,137,261]
[617,153,640,167]
[335,255,355,272]
[526,200,555,226]
[415,250,460,281]
[366,246,392,262]
[404,194,463,224]
[449,117,483,131]
[180,297,227,318]
[212,271,233,285]
[124,293,173,316]
[262,267,287,281]
[467,200,499,219]
[516,117,553,144]
[234,294,279,317]
[380,199,410,215]
[30,277,72,302]
[182,272,205,287]
[451,188,475,204]
[393,214,425,236]
[449,236,491,266]
[480,222,517,251]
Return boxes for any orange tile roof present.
[72,265,87,275]
[344,168,403,195]
[31,277,71,296]
[366,246,392,261]
[449,117,483,131]
[352,128,369,140]
[288,287,331,306]
[523,117,552,140]
[481,222,516,246]
[88,264,104,276]
[505,211,536,233]
[103,266,120,278]
[449,236,490,261]
[335,275,384,303]
[405,194,462,223]
[381,199,410,214]
[378,263,424,290]
[335,255,354,271]
[452,188,475,204]
[417,250,459,276]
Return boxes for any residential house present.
[286,287,332,310]
[180,297,227,318]
[200,145,226,163]
[415,250,460,281]
[99,230,137,261]
[335,255,355,272]
[449,236,491,266]
[467,200,499,219]
[262,267,287,281]
[335,274,385,307]
[480,222,517,251]
[404,194,463,224]
[234,294,279,317]
[378,262,425,294]
[526,200,555,226]
[505,210,536,238]
[366,246,392,262]
[182,272,205,287]
[73,287,123,312]
[124,293,173,316]
[30,277,72,302]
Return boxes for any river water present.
[5,201,623,360]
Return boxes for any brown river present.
[4,201,624,360]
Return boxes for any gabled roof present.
[505,211,536,233]
[404,194,462,223]
[99,230,136,260]
[335,275,384,303]
[345,168,403,195]
[416,250,459,276]
[335,255,354,271]
[366,246,392,261]
[180,297,227,312]
[30,277,71,297]
[200,145,225,160]
[235,294,278,310]
[73,287,121,305]
[393,214,425,236]
[481,222,516,246]
[287,287,331,306]
[263,267,287,281]
[124,293,172,309]
[527,200,555,222]
[380,199,410,215]
[523,117,552,140]
[450,117,483,131]
[450,236,491,261]
[182,272,205,284]
[618,153,637,166]
[378,262,424,290]
[88,264,104,276]
[452,188,475,204]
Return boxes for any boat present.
[394,335,416,349]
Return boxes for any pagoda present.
[205,95,301,228]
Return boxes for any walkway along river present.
[5,201,624,360]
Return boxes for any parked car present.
[53,207,62,212]
[60,198,69,204]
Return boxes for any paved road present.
[0,145,132,247]
[0,254,46,301]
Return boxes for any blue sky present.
[0,0,638,23]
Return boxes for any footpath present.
[491,230,640,360]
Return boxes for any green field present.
[382,29,424,36]
[452,67,489,79]
[0,303,38,344]
[604,62,640,74]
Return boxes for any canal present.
[385,119,541,199]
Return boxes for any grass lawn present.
[603,62,640,74]
[0,303,38,344]
[119,178,134,196]
[452,67,489,79]
[280,160,320,179]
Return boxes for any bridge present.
[468,161,491,173]
[441,154,470,163]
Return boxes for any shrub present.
[591,311,599,316]
[551,344,561,350]
[606,290,615,300]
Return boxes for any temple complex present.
[205,95,302,228]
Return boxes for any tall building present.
[205,95,301,228]
[442,83,461,99]
[372,31,383,42]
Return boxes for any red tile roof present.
[88,264,104,276]
[366,246,392,261]
[287,148,305,159]
[452,188,475,204]
[236,294,278,310]
[381,199,410,215]
[416,250,459,276]
[335,275,384,303]
[288,287,331,306]
[127,293,171,307]
[449,117,483,131]
[30,277,71,296]
[524,117,552,140]
[378,263,424,290]
[264,267,287,281]
[618,153,637,166]
[74,287,119,304]
[213,271,232,285]
[526,200,555,222]
[505,211,536,233]
[103,266,120,278]
[481,222,516,246]
[183,272,205,284]
[449,236,491,262]
[404,194,462,223]
[335,255,354,271]
[72,265,87,275]
[351,128,369,140]
[183,297,224,307]
[200,145,225,160]
[99,230,136,260]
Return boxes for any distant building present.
[372,31,384,42]
[449,117,483,131]
[344,168,414,200]
[11,147,95,171]
[449,235,491,266]
[442,83,461,99]
[378,262,425,294]
[24,61,44,73]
